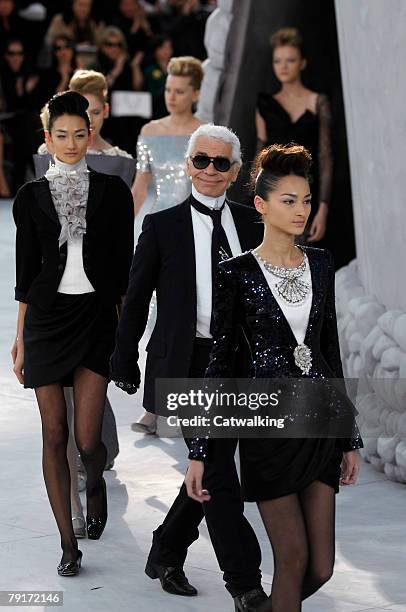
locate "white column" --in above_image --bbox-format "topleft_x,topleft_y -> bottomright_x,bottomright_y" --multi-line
335,0 -> 406,482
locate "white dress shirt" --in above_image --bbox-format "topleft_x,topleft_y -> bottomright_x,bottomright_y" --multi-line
191,185 -> 242,338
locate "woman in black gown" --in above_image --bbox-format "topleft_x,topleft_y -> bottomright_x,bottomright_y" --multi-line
256,27 -> 332,244
186,144 -> 362,611
12,91 -> 134,576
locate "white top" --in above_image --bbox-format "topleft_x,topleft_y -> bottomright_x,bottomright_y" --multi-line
254,253 -> 313,345
45,156 -> 95,295
191,185 -> 242,338
58,238 -> 95,294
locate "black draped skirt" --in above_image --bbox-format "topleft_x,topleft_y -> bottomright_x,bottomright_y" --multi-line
23,293 -> 118,389
239,437 -> 343,501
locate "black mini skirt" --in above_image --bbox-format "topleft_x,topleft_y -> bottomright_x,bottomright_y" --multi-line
23,292 -> 118,389
239,437 -> 343,502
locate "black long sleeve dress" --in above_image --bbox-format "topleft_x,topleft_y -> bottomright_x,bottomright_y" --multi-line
189,247 -> 363,502
257,93 -> 333,224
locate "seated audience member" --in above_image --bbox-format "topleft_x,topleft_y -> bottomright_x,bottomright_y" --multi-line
0,38 -> 41,192
92,26 -> 143,92
45,0 -> 105,48
161,0 -> 210,60
37,36 -> 80,107
112,0 -> 152,57
0,0 -> 29,56
143,34 -> 173,118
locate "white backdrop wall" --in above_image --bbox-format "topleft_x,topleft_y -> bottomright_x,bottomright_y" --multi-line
335,0 -> 406,483
335,0 -> 406,311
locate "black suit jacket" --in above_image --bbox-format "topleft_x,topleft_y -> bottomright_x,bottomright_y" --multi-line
13,169 -> 134,310
110,196 -> 263,412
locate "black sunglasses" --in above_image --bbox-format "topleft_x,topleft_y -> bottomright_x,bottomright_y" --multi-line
53,43 -> 73,51
7,50 -> 24,56
103,41 -> 123,48
191,154 -> 234,173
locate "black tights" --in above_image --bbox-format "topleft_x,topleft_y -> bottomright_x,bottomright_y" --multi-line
258,480 -> 335,612
35,367 -> 107,562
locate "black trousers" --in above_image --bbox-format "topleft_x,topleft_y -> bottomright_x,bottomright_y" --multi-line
147,340 -> 262,597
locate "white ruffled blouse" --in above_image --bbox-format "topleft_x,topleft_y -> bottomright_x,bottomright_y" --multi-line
45,156 -> 95,294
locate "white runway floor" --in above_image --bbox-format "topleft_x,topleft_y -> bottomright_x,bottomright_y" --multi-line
1,200 -> 405,612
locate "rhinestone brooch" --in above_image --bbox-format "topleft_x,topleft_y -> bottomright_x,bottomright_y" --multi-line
293,343 -> 312,375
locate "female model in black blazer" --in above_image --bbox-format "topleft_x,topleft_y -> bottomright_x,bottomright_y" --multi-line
12,91 -> 134,576
186,144 -> 363,611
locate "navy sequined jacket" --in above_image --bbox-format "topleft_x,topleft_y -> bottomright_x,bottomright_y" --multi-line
188,247 -> 363,461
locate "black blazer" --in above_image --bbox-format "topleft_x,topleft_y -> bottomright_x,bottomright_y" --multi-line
13,169 -> 134,310
110,196 -> 263,412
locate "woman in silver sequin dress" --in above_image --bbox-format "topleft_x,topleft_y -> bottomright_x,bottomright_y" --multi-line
132,56 -> 204,434
132,56 -> 204,217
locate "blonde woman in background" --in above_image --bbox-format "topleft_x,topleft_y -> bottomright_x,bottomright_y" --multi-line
131,55 -> 204,434
69,69 -> 134,157
132,55 -> 204,217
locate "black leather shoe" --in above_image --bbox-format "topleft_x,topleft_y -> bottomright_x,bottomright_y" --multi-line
86,478 -> 107,540
234,587 -> 269,611
145,560 -> 198,596
57,550 -> 83,577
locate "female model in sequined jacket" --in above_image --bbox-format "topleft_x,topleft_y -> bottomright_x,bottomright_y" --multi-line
186,143 -> 363,612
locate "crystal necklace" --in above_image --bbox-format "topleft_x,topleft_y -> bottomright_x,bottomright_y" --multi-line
253,248 -> 313,375
253,248 -> 310,305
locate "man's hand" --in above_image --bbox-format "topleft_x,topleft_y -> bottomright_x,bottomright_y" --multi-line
109,355 -> 140,393
114,380 -> 139,394
185,460 -> 211,503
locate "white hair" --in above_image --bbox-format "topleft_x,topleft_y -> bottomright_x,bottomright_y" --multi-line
185,124 -> 242,165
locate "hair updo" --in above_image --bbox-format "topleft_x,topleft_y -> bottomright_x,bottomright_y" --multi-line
251,143 -> 312,200
270,27 -> 306,58
167,56 -> 204,90
40,90 -> 91,133
69,69 -> 108,104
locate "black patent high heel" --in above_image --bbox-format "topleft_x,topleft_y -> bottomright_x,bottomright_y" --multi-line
86,477 -> 107,540
57,550 -> 83,576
